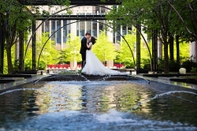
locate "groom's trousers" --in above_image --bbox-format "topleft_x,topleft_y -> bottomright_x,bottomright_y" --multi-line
81,53 -> 86,69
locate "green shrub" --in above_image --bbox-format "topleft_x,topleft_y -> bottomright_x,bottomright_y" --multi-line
169,60 -> 180,72
158,59 -> 180,72
38,60 -> 47,70
124,60 -> 135,68
25,60 -> 32,70
191,67 -> 197,73
181,60 -> 197,72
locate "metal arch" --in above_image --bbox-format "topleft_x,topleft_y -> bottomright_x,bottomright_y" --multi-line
37,20 -> 136,68
24,5 -> 112,58
37,20 -> 79,68
133,25 -> 152,71
24,5 -> 78,58
95,21 -> 136,66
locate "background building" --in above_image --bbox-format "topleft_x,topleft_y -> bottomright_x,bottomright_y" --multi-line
36,5 -> 130,50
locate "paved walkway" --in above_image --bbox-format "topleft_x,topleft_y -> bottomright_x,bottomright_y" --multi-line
0,74 -> 47,91
141,76 -> 197,90
1,74 -> 197,92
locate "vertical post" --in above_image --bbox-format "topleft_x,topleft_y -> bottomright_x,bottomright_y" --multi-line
158,39 -> 162,59
32,20 -> 36,70
169,35 -> 174,60
0,24 -> 5,74
176,35 -> 180,63
55,20 -> 57,45
61,20 -> 64,50
113,20 -> 116,43
19,31 -> 24,71
136,23 -> 141,70
152,30 -> 158,71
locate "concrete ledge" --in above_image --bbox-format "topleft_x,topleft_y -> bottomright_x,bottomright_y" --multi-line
41,74 -> 137,81
170,78 -> 197,85
143,73 -> 197,77
0,74 -> 33,78
0,79 -> 15,83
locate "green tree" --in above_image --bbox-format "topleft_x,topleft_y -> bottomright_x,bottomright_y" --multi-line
0,1 -> 34,73
118,32 -> 135,68
117,30 -> 150,69
92,31 -> 117,63
37,32 -> 59,69
58,50 -> 69,64
107,0 -> 196,73
0,0 -> 71,74
65,34 -> 81,62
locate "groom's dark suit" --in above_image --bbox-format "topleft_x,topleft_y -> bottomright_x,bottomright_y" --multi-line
80,37 -> 88,68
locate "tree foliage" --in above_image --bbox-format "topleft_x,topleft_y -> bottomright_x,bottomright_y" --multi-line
37,32 -> 59,69
107,0 -> 197,73
0,0 -> 71,73
64,34 -> 81,62
0,0 -> 34,73
92,31 -> 117,62
116,30 -> 150,68
117,32 -> 135,67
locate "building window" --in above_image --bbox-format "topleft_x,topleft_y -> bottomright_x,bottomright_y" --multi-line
116,25 -> 121,42
67,20 -> 71,34
57,20 -> 61,44
99,20 -> 104,32
63,20 -> 67,43
42,20 -> 45,33
51,20 -> 55,41
92,21 -> 97,37
122,26 -> 126,36
45,20 -> 49,33
80,21 -> 85,38
86,21 -> 91,34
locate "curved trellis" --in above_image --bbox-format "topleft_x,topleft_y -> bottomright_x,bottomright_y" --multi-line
24,5 -> 113,58
37,20 -> 136,68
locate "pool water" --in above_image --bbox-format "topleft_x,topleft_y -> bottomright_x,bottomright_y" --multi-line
0,80 -> 197,131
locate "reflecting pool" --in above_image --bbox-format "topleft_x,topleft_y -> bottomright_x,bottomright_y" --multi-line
0,80 -> 197,131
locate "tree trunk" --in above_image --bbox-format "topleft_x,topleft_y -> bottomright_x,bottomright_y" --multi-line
136,23 -> 141,70
169,35 -> 174,60
176,35 -> 180,63
152,29 -> 158,71
6,46 -> 13,74
0,24 -> 4,74
164,42 -> 169,73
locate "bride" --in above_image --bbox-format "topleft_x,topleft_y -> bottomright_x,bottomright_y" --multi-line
82,37 -> 126,76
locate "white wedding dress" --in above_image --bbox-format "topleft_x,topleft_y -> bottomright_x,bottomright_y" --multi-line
82,43 -> 126,76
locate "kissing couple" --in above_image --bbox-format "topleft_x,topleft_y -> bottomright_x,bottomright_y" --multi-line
80,33 -> 126,76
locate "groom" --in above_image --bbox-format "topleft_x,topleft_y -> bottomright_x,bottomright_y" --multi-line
80,32 -> 91,69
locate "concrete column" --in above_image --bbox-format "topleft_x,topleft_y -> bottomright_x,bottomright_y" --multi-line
157,39 -> 162,59
15,42 -> 19,60
61,20 -> 64,50
85,21 -> 87,33
107,60 -> 114,68
190,41 -> 197,62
